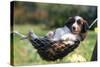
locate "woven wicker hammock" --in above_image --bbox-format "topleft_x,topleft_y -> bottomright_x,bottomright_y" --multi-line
29,37 -> 80,61
13,31 -> 80,61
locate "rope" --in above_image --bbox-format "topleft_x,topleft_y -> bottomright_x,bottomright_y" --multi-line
89,18 -> 97,29
13,31 -> 52,46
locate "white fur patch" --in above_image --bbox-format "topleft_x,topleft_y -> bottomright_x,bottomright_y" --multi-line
75,16 -> 82,21
61,33 -> 77,41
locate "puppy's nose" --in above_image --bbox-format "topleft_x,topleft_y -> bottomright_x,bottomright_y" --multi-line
72,26 -> 76,30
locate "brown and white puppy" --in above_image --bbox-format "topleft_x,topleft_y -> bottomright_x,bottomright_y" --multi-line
46,16 -> 89,45
27,16 -> 89,46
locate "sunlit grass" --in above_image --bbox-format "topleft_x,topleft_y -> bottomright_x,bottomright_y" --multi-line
12,24 -> 97,65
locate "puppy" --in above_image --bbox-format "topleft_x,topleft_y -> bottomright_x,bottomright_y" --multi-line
46,16 -> 89,45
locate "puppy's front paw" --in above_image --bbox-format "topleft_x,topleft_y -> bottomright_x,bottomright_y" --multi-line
61,34 -> 69,40
63,41 -> 75,45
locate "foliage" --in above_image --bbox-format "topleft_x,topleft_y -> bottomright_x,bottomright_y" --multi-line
12,1 -> 97,29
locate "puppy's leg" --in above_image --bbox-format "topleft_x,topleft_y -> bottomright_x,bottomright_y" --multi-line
63,40 -> 75,45
46,31 -> 54,39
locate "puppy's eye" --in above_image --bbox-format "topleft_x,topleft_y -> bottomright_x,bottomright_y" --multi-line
77,20 -> 81,24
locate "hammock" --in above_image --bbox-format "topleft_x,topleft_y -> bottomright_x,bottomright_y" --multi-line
14,31 -> 80,61
30,37 -> 80,61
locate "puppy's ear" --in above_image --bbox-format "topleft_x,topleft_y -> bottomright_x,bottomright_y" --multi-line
65,17 -> 74,27
81,20 -> 89,33
80,20 -> 89,41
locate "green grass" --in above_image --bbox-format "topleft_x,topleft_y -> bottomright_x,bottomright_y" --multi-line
12,24 -> 97,65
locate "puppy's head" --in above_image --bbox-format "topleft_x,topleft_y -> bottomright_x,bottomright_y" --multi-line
65,16 -> 89,34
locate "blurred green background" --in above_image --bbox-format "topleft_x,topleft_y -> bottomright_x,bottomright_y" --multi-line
11,1 -> 97,65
